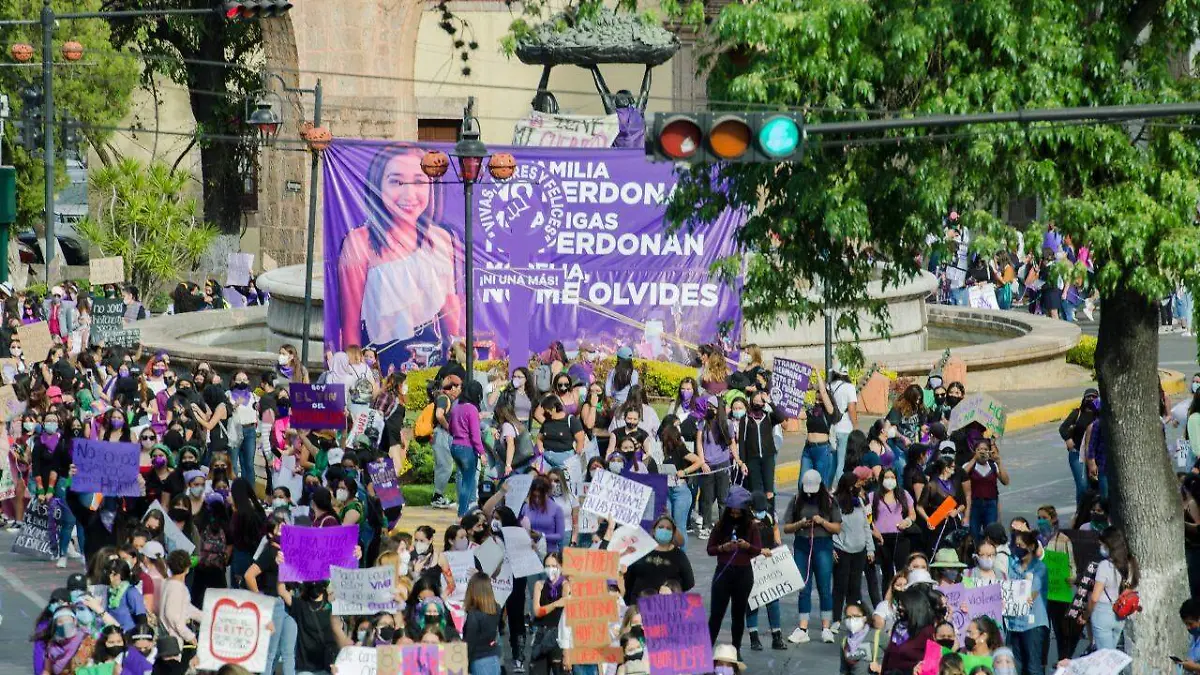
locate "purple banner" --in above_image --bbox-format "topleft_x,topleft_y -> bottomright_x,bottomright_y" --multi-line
289,383 -> 346,430
322,141 -> 744,373
70,439 -> 141,496
279,524 -> 359,582
619,469 -> 668,531
367,458 -> 404,510
640,592 -> 713,675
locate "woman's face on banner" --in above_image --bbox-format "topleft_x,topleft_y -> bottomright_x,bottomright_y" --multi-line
381,153 -> 430,227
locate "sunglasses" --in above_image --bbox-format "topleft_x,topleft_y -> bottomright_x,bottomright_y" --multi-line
140,436 -> 156,441
443,384 -> 459,391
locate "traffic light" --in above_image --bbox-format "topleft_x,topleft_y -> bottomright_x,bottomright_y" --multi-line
221,0 -> 293,20
14,118 -> 44,154
60,117 -> 81,154
645,111 -> 805,163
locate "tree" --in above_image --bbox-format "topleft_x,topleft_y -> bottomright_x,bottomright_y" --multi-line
77,158 -> 219,299
0,0 -> 139,231
668,1 -> 1200,669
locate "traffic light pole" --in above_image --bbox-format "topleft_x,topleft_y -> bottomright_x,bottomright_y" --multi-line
300,79 -> 322,366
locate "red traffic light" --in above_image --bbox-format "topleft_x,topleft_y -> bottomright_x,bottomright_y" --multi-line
658,116 -> 703,160
222,0 -> 290,20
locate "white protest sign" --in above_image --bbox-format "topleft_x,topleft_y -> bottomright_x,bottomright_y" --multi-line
610,524 -> 657,567
348,409 -> 385,447
446,550 -> 476,605
89,256 -> 125,286
330,565 -> 400,616
227,252 -> 254,287
749,546 -> 805,610
145,500 -> 195,554
492,558 -> 514,605
512,111 -> 621,148
334,646 -> 377,675
504,474 -> 534,515
474,538 -> 506,577
272,454 -> 303,502
197,589 -> 273,672
1051,649 -> 1132,675
1001,579 -> 1033,618
502,526 -> 545,578
0,430 -> 14,501
581,469 -> 653,528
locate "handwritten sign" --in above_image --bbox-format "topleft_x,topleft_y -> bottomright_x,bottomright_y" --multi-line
611,524 -> 657,567
749,546 -> 805,610
102,328 -> 141,348
279,524 -> 358,582
89,297 -> 125,347
333,646 -> 376,675
376,643 -> 468,675
17,322 -> 51,362
1001,579 -> 1033,618
10,497 -> 59,560
197,589 -> 273,672
349,409 -> 385,447
330,565 -> 401,615
145,500 -> 195,554
501,526 -> 545,578
289,383 -> 346,430
948,392 -> 1007,438
512,111 -> 621,148
564,547 -> 619,580
88,256 -> 124,286
1052,649 -> 1132,675
490,557 -> 514,605
582,469 -> 653,528
227,252 -> 255,286
940,581 -> 1003,636
1043,550 -> 1074,603
446,550 -> 475,605
503,473 -> 534,514
619,469 -> 668,530
368,458 -> 404,510
770,357 -> 813,418
0,384 -> 21,422
564,576 -> 619,664
70,439 -> 140,496
641,593 -> 713,675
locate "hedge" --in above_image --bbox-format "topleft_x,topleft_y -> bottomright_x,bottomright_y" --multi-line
1067,335 -> 1097,371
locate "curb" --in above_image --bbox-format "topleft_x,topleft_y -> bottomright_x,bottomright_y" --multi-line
775,369 -> 1187,487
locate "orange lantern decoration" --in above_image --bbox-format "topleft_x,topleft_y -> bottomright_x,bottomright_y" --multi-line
10,43 -> 33,62
488,152 -> 516,181
302,124 -> 333,152
420,150 -> 450,179
61,41 -> 84,62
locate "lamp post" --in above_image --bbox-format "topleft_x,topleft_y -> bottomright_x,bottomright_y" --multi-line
246,74 -> 326,367
420,96 -> 515,378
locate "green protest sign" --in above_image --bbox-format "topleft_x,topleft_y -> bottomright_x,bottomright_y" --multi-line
1043,549 -> 1074,603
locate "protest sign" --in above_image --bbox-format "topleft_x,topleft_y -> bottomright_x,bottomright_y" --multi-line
376,643 -> 469,675
102,328 -> 141,348
227,252 -> 254,286
918,640 -> 944,675
926,496 -> 959,529
368,457 -> 404,509
0,384 -> 20,422
1043,550 -> 1074,603
145,500 -> 195,554
502,526 -> 545,578
330,565 -> 401,615
1051,648 -> 1132,675
564,547 -> 619,580
619,469 -> 668,529
582,469 -> 653,528
948,392 -> 1007,438
272,454 -> 304,503
749,546 -> 805,610
610,524 -> 657,567
89,297 -> 125,346
0,438 -> 13,501
1001,579 -> 1033,618
89,256 -> 125,285
70,439 -> 140,496
940,581 -> 1003,635
446,550 -> 475,605
333,646 -> 376,675
490,557 -> 514,605
11,497 -> 59,560
76,663 -> 115,675
641,592 -> 713,675
512,111 -> 621,148
565,577 -> 618,653
858,371 -> 891,415
279,524 -> 359,582
289,383 -> 346,429
349,409 -> 385,446
0,357 -> 17,384
503,473 -> 534,515
968,283 -> 1000,310
17,322 -> 52,362
474,538 -> 506,577
197,589 -> 273,672
770,358 -> 813,417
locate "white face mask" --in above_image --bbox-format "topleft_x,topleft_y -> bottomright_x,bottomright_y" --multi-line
584,351 -> 597,362
335,488 -> 349,502
512,377 -> 525,388
882,477 -> 898,491
278,353 -> 290,366
453,538 -> 469,551
845,617 -> 866,634
886,426 -> 897,439
399,551 -> 411,565
546,567 -> 562,582
414,540 -> 430,555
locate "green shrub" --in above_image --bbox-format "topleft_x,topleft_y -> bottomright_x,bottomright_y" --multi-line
405,359 -> 507,411
402,484 -> 436,506
402,441 -> 436,484
1067,335 -> 1097,371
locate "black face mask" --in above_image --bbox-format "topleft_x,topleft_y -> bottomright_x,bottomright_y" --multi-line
946,395 -> 963,407
556,383 -> 570,393
936,638 -> 956,649
377,626 -> 396,644
963,636 -> 977,652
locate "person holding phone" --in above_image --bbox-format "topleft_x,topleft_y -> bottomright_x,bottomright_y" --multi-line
962,434 -> 1011,542
785,469 -> 843,645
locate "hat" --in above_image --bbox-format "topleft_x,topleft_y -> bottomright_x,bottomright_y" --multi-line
938,440 -> 957,456
725,485 -> 752,510
52,605 -> 77,623
711,644 -> 746,673
829,358 -> 846,376
140,541 -> 165,560
616,346 -> 634,360
906,568 -> 935,586
801,469 -> 822,494
156,636 -> 182,659
930,548 -> 967,569
927,375 -> 944,389
66,573 -> 87,592
750,491 -> 770,514
1083,388 -> 1099,399
183,469 -> 207,485
47,386 -> 63,402
852,466 -> 874,482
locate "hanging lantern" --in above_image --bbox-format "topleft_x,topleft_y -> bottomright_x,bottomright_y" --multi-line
9,43 -> 33,62
420,150 -> 450,179
302,124 -> 333,152
61,41 -> 84,62
487,152 -> 516,181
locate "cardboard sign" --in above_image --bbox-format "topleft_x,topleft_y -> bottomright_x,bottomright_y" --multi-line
227,252 -> 255,286
70,439 -> 140,496
89,256 -> 125,285
940,581 -> 1003,636
858,372 -> 891,415
0,357 -> 17,384
17,322 -> 52,362
619,469 -> 668,530
926,496 -> 958,529
289,383 -> 346,430
503,474 -> 534,515
566,647 -> 624,666
474,538 -> 506,577
10,497 -> 59,560
501,526 -> 545,578
445,550 -> 475,605
145,500 -> 195,554
376,643 -> 468,675
610,524 -> 657,567
102,329 -> 141,348
197,589 -> 273,672
490,557 -> 514,605
333,646 -> 377,675
749,546 -> 805,610
949,392 -> 1005,437
769,357 -> 813,418
368,457 -> 404,509
279,524 -> 359,582
0,384 -> 20,422
1043,549 -> 1074,603
330,565 -> 401,615
349,409 -> 385,446
89,297 -> 125,347
641,593 -> 713,675
271,454 -> 304,504
565,577 -> 619,655
582,469 -> 653,528
563,547 -> 619,580
512,111 -> 621,148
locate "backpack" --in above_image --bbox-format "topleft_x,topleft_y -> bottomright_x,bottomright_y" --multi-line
197,527 -> 226,569
349,372 -> 373,406
1113,588 -> 1141,619
413,403 -> 436,443
533,364 -> 553,395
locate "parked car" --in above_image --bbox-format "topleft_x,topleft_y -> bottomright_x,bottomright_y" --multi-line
18,158 -> 89,265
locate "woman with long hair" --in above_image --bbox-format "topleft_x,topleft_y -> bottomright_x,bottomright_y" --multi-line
695,396 -> 740,538
506,366 -> 539,426
784,469 -> 843,644
521,475 -> 565,554
706,486 -> 762,653
658,416 -> 704,549
699,350 -> 730,396
276,344 -> 309,384
373,370 -> 409,452
530,552 -> 569,674
746,491 -> 786,651
915,458 -> 967,556
580,381 -> 612,458
799,370 -> 839,488
449,381 -> 485,516
1089,526 -> 1139,651
886,385 -> 926,447
229,477 -> 266,589
463,572 -> 502,675
870,467 -> 916,589
625,514 -> 693,600
534,371 -> 582,424
832,473 -> 874,628
69,296 -> 90,356
606,346 -> 639,404
880,587 -> 938,673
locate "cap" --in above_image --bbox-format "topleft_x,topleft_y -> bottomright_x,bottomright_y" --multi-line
47,386 -> 63,401
938,440 -> 957,456
906,568 -> 935,586
156,636 -> 182,658
615,346 -> 634,360
712,644 -> 746,672
852,466 -> 874,482
930,548 -> 967,568
1083,388 -> 1100,398
750,491 -> 770,514
140,541 -> 165,560
725,485 -> 752,509
801,469 -> 822,494
66,573 -> 87,592
183,469 -> 207,485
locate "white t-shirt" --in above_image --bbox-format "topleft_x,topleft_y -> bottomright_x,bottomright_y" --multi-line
830,380 -> 857,434
1095,559 -> 1123,603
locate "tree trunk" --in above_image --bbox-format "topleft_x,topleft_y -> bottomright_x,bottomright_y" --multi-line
1095,284 -> 1188,674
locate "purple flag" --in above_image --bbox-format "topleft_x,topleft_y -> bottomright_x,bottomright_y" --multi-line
279,524 -> 359,582
70,439 -> 141,496
640,592 -> 713,675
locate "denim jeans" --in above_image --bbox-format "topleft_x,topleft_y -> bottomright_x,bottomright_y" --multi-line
1009,625 -> 1050,675
801,441 -> 835,489
950,287 -> 969,306
969,497 -> 998,542
833,430 -> 852,480
470,655 -> 502,675
794,535 -> 834,622
668,483 -> 692,551
236,426 -> 257,484
1067,451 -> 1088,505
53,486 -> 83,558
747,599 -> 781,631
1097,471 -> 1110,502
890,444 -> 907,489
263,596 -> 298,675
433,427 -> 454,496
543,449 -> 574,470
450,444 -> 479,517
231,549 -> 254,589
1090,602 -> 1125,650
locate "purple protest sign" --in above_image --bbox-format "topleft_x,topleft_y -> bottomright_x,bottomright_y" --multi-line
289,383 -> 346,430
70,439 -> 140,496
640,592 -> 713,675
941,581 -> 1003,638
279,524 -> 359,582
321,141 -> 745,374
770,357 -> 813,418
367,458 -> 404,510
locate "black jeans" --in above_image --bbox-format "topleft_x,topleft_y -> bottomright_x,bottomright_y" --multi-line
878,532 -> 911,590
708,564 -> 753,650
832,548 -> 866,622
1046,600 -> 1081,662
746,453 -> 776,496
699,461 -> 731,529
505,577 -> 527,659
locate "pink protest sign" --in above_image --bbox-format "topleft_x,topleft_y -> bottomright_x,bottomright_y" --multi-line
279,524 -> 358,582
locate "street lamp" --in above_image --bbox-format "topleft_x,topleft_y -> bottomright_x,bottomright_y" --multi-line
419,96 -> 515,377
245,73 -> 326,366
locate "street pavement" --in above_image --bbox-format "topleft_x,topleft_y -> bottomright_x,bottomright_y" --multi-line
0,316 -> 1192,673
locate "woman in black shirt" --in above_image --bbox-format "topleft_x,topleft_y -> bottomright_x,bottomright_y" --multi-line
463,572 -> 502,673
531,552 -> 568,674
658,416 -> 703,550
624,514 -> 694,602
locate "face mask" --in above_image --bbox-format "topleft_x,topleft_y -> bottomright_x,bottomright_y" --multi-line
189,486 -> 205,498
731,409 -> 746,420
366,357 -> 377,367
584,351 -> 596,362
1192,381 -> 1199,394
976,556 -> 995,571
963,636 -> 978,652
22,422 -> 35,432
754,510 -> 767,520
43,422 -> 58,434
552,484 -> 564,497
934,395 -> 946,405
546,566 -> 562,581
936,638 -> 956,649
882,477 -> 898,491
336,489 -> 350,502
415,540 -> 430,555
453,539 -> 469,551
1091,515 -> 1109,531
1012,545 -> 1029,561
1037,518 -> 1053,535
886,427 -> 897,439
377,626 -> 396,644
654,527 -> 674,545
1099,544 -> 1110,559
845,617 -> 866,634
55,622 -> 77,640
625,650 -> 644,663
609,462 -> 624,473
233,382 -> 249,390
556,383 -> 570,393
512,377 -> 525,388
626,420 -> 639,429
803,483 -> 818,495
268,498 -> 287,510
278,354 -> 290,366
11,348 -> 20,357
356,629 -> 368,643
942,569 -> 961,582
119,368 -> 130,378
1190,627 -> 1200,638
152,455 -> 167,469
947,395 -> 963,407
111,417 -> 124,429
995,666 -> 1017,675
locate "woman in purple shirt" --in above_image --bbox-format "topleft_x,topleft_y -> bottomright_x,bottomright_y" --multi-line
520,476 -> 565,553
449,381 -> 485,517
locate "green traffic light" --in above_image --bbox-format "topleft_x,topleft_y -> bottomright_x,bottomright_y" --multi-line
758,116 -> 801,158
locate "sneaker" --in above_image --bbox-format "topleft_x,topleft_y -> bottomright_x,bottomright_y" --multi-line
771,631 -> 787,650
821,628 -> 835,643
512,659 -> 525,673
787,627 -> 810,644
6,521 -> 19,532
430,494 -> 453,510
829,621 -> 841,633
67,540 -> 82,560
55,557 -> 67,569
749,630 -> 763,651
698,527 -> 712,540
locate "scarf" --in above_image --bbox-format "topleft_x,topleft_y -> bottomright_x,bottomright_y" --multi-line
546,574 -> 566,600
39,432 -> 61,452
47,632 -> 85,674
279,365 -> 294,379
845,624 -> 870,656
108,581 -> 131,610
